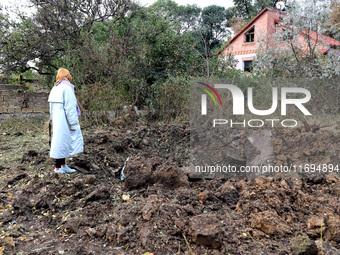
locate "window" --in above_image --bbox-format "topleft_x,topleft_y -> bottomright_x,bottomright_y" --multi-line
245,26 -> 255,43
244,60 -> 252,72
282,29 -> 293,41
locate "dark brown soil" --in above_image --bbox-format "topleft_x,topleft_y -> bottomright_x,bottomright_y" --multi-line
0,124 -> 339,255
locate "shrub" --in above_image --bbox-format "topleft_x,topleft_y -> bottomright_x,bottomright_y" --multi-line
149,75 -> 191,123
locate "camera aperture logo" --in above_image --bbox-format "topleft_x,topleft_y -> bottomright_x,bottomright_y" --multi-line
198,82 -> 312,128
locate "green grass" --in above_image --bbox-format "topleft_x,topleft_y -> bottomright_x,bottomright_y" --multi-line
0,118 -> 50,165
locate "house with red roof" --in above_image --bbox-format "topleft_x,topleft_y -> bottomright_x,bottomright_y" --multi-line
217,7 -> 340,72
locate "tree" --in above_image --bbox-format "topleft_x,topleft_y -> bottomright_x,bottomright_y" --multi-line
229,16 -> 248,34
191,5 -> 230,76
129,0 -> 201,82
232,0 -> 285,21
175,4 -> 201,32
325,0 -> 340,40
254,0 -> 283,13
232,0 -> 254,20
0,0 -> 134,75
0,5 -> 5,34
0,5 -> 8,74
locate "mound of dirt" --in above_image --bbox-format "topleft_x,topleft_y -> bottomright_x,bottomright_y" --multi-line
123,157 -> 189,190
0,124 -> 339,254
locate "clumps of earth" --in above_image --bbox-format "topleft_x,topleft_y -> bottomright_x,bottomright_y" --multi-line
0,124 -> 339,254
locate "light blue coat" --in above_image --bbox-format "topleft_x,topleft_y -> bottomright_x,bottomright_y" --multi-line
48,81 -> 84,159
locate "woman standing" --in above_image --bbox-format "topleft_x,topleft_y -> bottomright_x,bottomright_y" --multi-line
48,68 -> 83,173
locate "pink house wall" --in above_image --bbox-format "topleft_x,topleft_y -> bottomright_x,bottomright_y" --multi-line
219,7 -> 340,71
220,8 -> 282,71
222,10 -> 281,56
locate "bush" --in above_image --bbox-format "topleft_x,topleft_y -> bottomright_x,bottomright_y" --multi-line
149,75 -> 191,123
77,81 -> 132,124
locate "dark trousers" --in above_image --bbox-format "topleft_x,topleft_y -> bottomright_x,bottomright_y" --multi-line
55,158 -> 65,168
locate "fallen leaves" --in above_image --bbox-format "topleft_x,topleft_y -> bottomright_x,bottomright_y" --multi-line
59,234 -> 68,240
197,191 -> 208,202
122,194 -> 130,201
1,236 -> 15,247
0,246 -> 5,255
